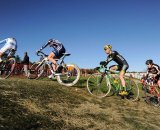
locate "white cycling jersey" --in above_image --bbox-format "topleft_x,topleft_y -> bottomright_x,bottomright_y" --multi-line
0,38 -> 17,53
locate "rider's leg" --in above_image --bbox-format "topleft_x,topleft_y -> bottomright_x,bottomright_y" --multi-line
48,52 -> 56,71
109,65 -> 118,72
119,65 -> 129,95
119,70 -> 129,96
157,79 -> 160,89
119,70 -> 126,87
109,65 -> 118,79
120,64 -> 129,88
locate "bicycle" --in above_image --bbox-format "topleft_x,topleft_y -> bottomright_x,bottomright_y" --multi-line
28,51 -> 80,87
141,76 -> 160,107
0,51 -> 16,79
87,65 -> 139,101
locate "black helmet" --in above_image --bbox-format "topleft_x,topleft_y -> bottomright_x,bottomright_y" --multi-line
48,39 -> 53,43
145,59 -> 153,65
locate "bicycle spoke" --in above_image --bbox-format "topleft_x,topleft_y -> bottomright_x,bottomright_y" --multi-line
87,73 -> 111,98
56,64 -> 80,86
125,79 -> 139,101
28,62 -> 44,79
0,58 -> 16,79
142,83 -> 160,107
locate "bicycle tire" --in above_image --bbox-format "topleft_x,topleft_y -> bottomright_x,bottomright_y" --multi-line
0,58 -> 16,79
87,73 -> 111,98
125,78 -> 139,101
143,84 -> 160,107
28,62 -> 44,79
56,63 -> 80,87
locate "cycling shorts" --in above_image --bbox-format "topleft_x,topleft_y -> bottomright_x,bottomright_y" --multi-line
109,64 -> 129,72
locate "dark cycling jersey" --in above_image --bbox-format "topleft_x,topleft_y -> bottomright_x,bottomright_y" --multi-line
106,51 -> 128,66
40,39 -> 66,58
41,39 -> 63,52
147,64 -> 160,75
146,64 -> 160,81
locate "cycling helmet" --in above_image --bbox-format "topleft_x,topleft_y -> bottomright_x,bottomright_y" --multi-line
145,59 -> 153,65
7,37 -> 16,43
104,45 -> 112,50
48,39 -> 53,43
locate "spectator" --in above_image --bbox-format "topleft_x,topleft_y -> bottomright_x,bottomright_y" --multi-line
22,52 -> 29,76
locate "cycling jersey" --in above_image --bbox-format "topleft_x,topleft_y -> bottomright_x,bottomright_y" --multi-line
40,39 -> 66,58
106,51 -> 127,65
147,64 -> 160,75
146,64 -> 160,82
105,51 -> 129,71
0,38 -> 17,53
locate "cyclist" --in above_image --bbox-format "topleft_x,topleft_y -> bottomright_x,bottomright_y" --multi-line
0,38 -> 17,62
145,59 -> 160,88
37,39 -> 66,78
100,44 -> 129,96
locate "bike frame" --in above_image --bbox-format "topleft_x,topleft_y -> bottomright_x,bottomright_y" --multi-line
142,78 -> 160,97
35,51 -> 70,75
98,66 -> 123,92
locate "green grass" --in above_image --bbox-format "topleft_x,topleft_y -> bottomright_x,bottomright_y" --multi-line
0,77 -> 160,130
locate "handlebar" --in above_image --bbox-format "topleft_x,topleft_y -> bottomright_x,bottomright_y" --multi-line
95,65 -> 119,75
36,51 -> 48,57
94,65 -> 107,70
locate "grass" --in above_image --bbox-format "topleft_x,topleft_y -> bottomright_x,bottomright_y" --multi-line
0,77 -> 160,130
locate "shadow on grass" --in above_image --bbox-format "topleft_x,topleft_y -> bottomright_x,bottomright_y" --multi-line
0,95 -> 66,130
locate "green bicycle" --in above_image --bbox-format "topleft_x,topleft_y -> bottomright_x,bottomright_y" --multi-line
87,65 -> 139,101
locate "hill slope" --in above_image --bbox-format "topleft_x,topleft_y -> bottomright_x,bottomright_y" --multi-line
0,78 -> 160,130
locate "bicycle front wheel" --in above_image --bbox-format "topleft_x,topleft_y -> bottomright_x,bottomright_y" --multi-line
56,64 -> 80,87
28,62 -> 44,79
87,73 -> 111,98
125,78 -> 139,101
0,58 -> 16,79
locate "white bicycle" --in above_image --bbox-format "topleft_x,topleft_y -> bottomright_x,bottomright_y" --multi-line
28,51 -> 80,87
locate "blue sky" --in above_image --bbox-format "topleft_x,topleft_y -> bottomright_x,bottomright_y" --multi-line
0,0 -> 160,71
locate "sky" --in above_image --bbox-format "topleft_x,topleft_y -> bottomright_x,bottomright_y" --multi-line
0,0 -> 160,71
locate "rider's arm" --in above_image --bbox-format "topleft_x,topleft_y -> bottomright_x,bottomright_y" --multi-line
105,57 -> 113,65
105,51 -> 117,64
103,51 -> 117,66
100,51 -> 116,66
0,39 -> 7,44
100,56 -> 113,66
39,42 -> 49,51
152,64 -> 160,76
156,65 -> 160,75
145,71 -> 149,78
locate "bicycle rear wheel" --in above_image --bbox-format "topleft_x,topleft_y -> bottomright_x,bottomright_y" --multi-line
125,78 -> 139,101
28,62 -> 44,79
143,85 -> 160,107
56,64 -> 80,86
0,58 -> 16,79
87,73 -> 111,98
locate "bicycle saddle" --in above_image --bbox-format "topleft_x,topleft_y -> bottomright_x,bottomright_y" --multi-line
63,53 -> 71,56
